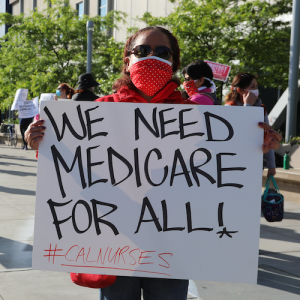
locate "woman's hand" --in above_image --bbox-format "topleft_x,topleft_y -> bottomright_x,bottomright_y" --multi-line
258,122 -> 282,153
24,119 -> 46,150
242,90 -> 257,106
267,168 -> 276,177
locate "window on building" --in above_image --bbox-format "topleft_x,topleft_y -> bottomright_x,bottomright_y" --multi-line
77,2 -> 84,17
48,0 -> 52,8
99,0 -> 107,17
20,0 -> 24,13
0,0 -> 5,38
33,0 -> 37,9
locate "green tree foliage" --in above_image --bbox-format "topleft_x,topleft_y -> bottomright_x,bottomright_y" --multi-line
140,0 -> 292,89
0,0 -> 125,109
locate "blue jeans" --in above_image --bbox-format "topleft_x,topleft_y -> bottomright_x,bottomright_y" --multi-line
99,276 -> 189,300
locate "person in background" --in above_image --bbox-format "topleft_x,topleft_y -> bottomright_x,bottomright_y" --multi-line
25,26 -> 282,300
20,113 -> 33,150
55,83 -> 74,100
72,73 -> 100,101
182,59 -> 219,105
225,72 -> 276,177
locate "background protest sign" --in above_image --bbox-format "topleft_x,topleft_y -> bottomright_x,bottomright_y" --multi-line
33,96 -> 39,109
11,89 -> 28,111
204,60 -> 231,82
40,93 -> 56,102
18,100 -> 39,119
33,102 -> 264,284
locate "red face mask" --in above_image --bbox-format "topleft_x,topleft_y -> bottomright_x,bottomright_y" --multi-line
130,57 -> 173,96
183,80 -> 198,97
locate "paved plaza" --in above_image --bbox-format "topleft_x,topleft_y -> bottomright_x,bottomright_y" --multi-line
0,145 -> 299,300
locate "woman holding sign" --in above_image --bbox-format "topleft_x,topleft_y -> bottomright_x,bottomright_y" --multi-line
25,27 -> 282,300
225,72 -> 276,177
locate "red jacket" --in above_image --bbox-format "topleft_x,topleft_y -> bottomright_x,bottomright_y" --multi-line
95,82 -> 195,105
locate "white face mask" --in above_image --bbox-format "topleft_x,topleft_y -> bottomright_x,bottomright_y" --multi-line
245,89 -> 259,97
130,56 -> 172,66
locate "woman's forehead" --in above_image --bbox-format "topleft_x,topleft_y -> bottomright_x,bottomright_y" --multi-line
249,78 -> 257,86
133,30 -> 171,48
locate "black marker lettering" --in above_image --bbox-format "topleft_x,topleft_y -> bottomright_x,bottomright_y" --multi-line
170,149 -> 193,187
186,202 -> 213,233
179,108 -> 204,139
90,199 -> 119,235
144,148 -> 168,186
190,148 -> 216,186
216,153 -> 246,188
204,111 -> 234,141
72,200 -> 92,234
44,105 -> 87,141
135,197 -> 162,233
47,199 -> 72,239
162,200 -> 185,231
85,106 -> 108,140
51,145 -> 87,198
135,107 -> 159,140
107,147 -> 133,186
87,146 -> 108,187
134,148 -> 142,187
159,108 -> 180,138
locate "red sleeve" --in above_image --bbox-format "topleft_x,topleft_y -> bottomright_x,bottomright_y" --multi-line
95,94 -> 118,102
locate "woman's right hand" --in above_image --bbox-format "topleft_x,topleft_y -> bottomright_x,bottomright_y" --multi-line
24,120 -> 46,150
242,90 -> 257,106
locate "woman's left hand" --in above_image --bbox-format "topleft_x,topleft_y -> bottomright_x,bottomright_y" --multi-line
258,122 -> 282,153
267,168 -> 276,177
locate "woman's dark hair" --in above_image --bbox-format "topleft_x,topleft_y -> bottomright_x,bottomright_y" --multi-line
225,72 -> 257,103
182,59 -> 213,88
112,26 -> 181,92
59,83 -> 75,99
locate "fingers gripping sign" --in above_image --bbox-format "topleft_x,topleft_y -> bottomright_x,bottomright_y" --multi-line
258,122 -> 282,153
25,119 -> 46,150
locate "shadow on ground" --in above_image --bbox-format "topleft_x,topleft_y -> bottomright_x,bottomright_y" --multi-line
0,169 -> 37,177
260,224 -> 300,243
0,154 -> 37,163
0,186 -> 36,196
0,237 -> 32,269
258,264 -> 300,296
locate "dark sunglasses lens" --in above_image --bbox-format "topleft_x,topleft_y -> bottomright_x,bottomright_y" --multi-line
134,45 -> 151,58
155,46 -> 172,59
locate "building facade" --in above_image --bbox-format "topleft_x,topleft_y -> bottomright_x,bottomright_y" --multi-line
7,0 -> 176,41
0,0 -> 12,38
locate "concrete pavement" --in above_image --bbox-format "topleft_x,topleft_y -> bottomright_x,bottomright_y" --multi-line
0,145 -> 299,300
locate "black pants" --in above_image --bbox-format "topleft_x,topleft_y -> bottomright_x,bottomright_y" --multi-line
20,118 -> 33,147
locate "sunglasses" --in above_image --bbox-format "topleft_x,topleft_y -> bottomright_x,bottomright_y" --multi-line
130,45 -> 173,60
183,77 -> 191,82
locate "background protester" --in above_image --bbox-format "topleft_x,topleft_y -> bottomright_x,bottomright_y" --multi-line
72,73 -> 100,101
20,114 -> 33,150
182,59 -> 218,105
25,26 -> 282,300
55,83 -> 74,100
225,72 -> 276,177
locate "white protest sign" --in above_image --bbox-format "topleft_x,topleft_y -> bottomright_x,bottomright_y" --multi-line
33,96 -> 39,109
40,93 -> 56,102
18,100 -> 39,119
33,102 -> 264,284
11,89 -> 28,111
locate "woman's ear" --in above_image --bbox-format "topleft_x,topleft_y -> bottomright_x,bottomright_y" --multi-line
124,57 -> 130,72
237,87 -> 243,94
194,77 -> 205,88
